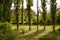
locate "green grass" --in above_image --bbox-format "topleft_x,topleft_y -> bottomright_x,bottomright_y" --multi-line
11,24 -> 60,31
10,25 -> 60,40
11,24 -> 60,35
39,29 -> 60,40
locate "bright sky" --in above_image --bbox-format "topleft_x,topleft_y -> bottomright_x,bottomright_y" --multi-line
11,0 -> 60,13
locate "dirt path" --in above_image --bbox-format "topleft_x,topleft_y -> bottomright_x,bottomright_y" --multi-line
34,30 -> 52,40
20,30 -> 44,37
19,30 -> 52,40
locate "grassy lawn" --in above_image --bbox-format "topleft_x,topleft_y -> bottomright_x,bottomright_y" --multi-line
39,30 -> 60,40
10,25 -> 60,40
11,24 -> 60,31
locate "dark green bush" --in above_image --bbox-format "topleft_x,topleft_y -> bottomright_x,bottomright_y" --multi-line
40,38 -> 50,40
0,22 -> 19,40
39,37 -> 50,40
21,28 -> 25,34
0,22 -> 11,30
54,29 -> 60,35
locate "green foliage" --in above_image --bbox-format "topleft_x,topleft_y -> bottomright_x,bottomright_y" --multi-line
54,29 -> 60,35
32,16 -> 37,25
21,28 -> 25,34
11,11 -> 60,25
40,37 -> 50,40
11,17 -> 16,23
20,38 -> 32,40
0,22 -> 11,30
0,30 -> 16,40
56,10 -> 60,25
39,30 -> 60,40
0,0 -> 12,22
0,22 -> 11,40
26,0 -> 33,6
0,22 -> 20,40
26,38 -> 32,40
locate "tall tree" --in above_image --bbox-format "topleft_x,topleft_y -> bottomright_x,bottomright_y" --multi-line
14,0 -> 20,29
41,0 -> 47,30
27,0 -> 31,31
50,0 -> 56,32
0,2 -> 3,22
27,0 -> 33,31
21,0 -> 24,25
37,0 -> 39,32
0,0 -> 12,22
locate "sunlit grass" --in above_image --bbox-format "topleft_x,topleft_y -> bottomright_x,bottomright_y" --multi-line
11,24 -> 60,31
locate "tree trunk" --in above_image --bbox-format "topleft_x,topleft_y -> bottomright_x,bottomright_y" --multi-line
41,0 -> 47,30
15,0 -> 19,29
27,0 -> 31,31
21,0 -> 24,25
50,0 -> 56,32
37,0 -> 39,32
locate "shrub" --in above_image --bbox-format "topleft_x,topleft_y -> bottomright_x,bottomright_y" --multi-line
21,28 -> 25,34
54,29 -> 60,35
0,22 -> 11,30
0,22 -> 18,40
39,36 -> 50,40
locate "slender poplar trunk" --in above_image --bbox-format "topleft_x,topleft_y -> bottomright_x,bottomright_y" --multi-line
27,0 -> 31,31
21,0 -> 24,25
50,0 -> 56,32
37,0 -> 39,32
15,0 -> 19,29
41,0 -> 46,30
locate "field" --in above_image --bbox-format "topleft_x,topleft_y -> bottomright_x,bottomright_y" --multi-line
12,24 -> 60,30
11,25 -> 60,40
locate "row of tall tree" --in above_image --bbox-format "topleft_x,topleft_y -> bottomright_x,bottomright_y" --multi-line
14,0 -> 57,32
0,0 -> 59,32
40,0 -> 57,31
